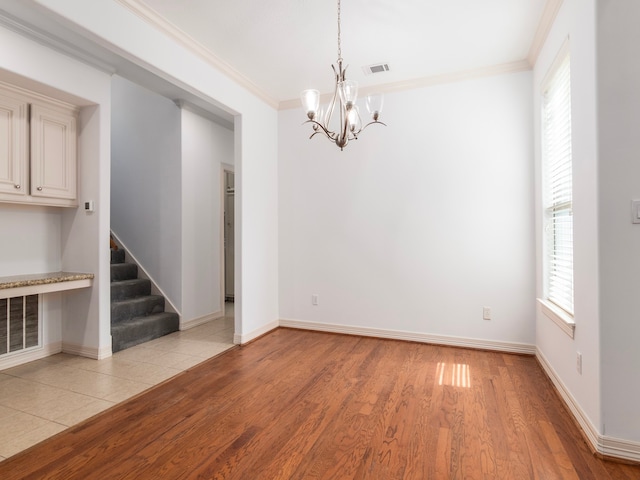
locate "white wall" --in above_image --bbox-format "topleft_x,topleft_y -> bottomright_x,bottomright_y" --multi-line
0,25 -> 112,357
597,0 -> 640,444
533,0 -> 602,438
181,107 -> 234,325
111,75 -> 182,310
279,71 -> 535,348
0,204 -> 62,275
29,0 -> 279,340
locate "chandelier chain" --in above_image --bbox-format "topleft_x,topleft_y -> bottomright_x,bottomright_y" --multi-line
337,0 -> 342,62
300,0 -> 385,150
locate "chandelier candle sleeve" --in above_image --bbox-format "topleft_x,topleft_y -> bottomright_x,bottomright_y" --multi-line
366,94 -> 384,120
339,80 -> 358,108
301,89 -> 320,119
300,0 -> 386,151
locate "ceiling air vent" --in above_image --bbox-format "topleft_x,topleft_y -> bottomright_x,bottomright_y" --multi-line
362,63 -> 390,75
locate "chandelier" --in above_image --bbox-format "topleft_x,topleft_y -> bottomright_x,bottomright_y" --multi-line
300,0 -> 385,151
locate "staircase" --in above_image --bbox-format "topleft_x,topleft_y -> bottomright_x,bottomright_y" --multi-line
110,248 -> 179,353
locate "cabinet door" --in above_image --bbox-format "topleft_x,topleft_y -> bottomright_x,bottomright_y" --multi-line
30,104 -> 77,200
0,93 -> 28,196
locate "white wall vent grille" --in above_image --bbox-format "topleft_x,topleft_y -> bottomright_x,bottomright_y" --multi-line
0,295 -> 40,356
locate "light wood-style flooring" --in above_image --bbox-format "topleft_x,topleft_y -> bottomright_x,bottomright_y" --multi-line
0,328 -> 638,479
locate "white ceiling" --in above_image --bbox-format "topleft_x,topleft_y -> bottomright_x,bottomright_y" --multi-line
135,0 -> 551,106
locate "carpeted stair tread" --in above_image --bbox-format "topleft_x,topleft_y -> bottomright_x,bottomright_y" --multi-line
111,278 -> 152,301
111,312 -> 180,353
111,295 -> 166,324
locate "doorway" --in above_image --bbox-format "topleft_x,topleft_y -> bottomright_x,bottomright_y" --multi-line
223,167 -> 235,310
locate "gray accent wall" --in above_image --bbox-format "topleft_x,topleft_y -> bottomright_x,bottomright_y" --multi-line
111,75 -> 182,311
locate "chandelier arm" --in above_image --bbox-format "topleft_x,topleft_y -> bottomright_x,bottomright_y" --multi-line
304,119 -> 337,140
358,120 -> 388,132
325,93 -> 337,129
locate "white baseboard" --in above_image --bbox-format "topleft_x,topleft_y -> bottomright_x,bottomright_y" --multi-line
0,341 -> 62,371
180,311 -> 223,331
600,436 -> 640,463
536,348 -> 640,463
279,319 -> 536,354
62,342 -> 112,360
234,320 -> 279,345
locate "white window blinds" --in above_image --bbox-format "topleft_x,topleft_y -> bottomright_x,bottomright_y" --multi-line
542,54 -> 573,315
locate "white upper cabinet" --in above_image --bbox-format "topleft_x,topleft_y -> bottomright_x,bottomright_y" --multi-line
30,104 -> 77,201
0,82 -> 78,207
0,92 -> 28,197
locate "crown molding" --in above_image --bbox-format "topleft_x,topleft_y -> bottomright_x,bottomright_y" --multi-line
114,1 -> 547,112
528,0 -> 564,67
114,0 -> 279,109
0,10 -> 116,76
278,59 -> 532,110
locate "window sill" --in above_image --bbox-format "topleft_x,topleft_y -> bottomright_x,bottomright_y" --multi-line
537,298 -> 575,339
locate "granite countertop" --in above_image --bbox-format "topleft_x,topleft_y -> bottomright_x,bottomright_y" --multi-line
0,272 -> 95,290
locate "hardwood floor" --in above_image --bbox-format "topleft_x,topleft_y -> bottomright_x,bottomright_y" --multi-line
0,328 -> 638,479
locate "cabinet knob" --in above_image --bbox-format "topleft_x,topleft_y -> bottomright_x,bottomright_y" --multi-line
37,186 -> 43,191
14,184 -> 20,189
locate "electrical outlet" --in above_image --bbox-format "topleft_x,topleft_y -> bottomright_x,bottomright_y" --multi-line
482,306 -> 491,320
576,352 -> 582,375
312,294 -> 319,306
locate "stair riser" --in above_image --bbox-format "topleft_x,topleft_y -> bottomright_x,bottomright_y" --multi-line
111,313 -> 180,353
111,263 -> 138,282
111,279 -> 152,301
110,249 -> 125,264
111,296 -> 165,324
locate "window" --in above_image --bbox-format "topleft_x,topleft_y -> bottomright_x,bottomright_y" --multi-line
542,53 -> 573,317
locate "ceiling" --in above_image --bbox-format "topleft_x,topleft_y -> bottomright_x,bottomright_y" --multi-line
134,0 -> 553,107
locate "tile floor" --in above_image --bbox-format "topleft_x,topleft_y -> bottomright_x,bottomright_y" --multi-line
0,305 -> 235,461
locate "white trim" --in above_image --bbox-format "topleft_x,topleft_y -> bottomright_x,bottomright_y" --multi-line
115,0 -> 278,109
536,348 -> 640,463
278,60 -> 531,111
234,320 -> 278,345
0,341 -> 62,371
220,164 -> 233,320
0,12 -> 117,77
180,311 -> 223,331
536,348 -> 599,447
110,231 -> 181,319
62,341 -> 111,360
528,0 -> 564,67
538,298 -> 575,338
176,100 -> 234,131
540,38 -> 571,93
279,319 -> 536,355
600,436 -> 640,463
